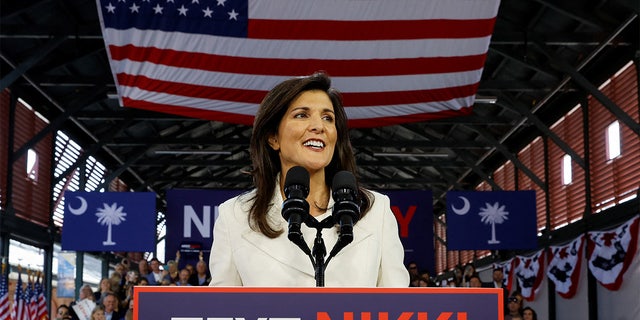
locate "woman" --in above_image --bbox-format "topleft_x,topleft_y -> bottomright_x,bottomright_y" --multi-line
90,305 -> 106,320
208,72 -> 409,287
522,306 -> 538,320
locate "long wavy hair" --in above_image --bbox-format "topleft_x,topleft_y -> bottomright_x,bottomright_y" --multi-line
249,72 -> 372,238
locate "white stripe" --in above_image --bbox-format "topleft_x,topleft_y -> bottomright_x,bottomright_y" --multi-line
115,59 -> 483,92
122,86 -> 260,115
121,88 -> 471,119
104,28 -> 493,59
249,0 -> 500,20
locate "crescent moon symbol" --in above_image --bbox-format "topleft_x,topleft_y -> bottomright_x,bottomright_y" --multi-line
451,196 -> 471,215
68,196 -> 88,215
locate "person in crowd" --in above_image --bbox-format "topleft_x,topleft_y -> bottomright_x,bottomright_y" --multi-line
188,259 -> 211,286
175,268 -> 192,286
120,281 -> 135,311
101,292 -> 125,320
208,72 -> 409,287
137,259 -> 150,278
468,274 -> 483,288
483,266 -> 509,313
145,257 -> 171,285
462,262 -> 476,287
407,261 -> 420,287
137,277 -> 149,286
114,262 -> 126,283
55,304 -> 73,320
419,270 -> 436,287
522,306 -> 538,320
95,278 -> 112,305
69,284 -> 96,320
452,265 -> 464,287
90,305 -> 106,320
166,260 -> 179,284
505,292 -> 524,320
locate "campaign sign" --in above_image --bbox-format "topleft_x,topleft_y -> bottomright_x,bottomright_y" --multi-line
165,189 -> 244,266
134,287 -> 503,320
446,190 -> 537,250
382,190 -> 434,275
62,192 -> 156,251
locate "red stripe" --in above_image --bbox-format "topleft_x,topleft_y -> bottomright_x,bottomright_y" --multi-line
117,73 -> 478,107
109,45 -> 488,77
117,74 -> 267,104
248,18 -> 497,40
122,98 -> 256,126
123,98 -> 472,128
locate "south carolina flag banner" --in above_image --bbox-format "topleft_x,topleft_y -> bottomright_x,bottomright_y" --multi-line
446,190 -> 538,250
97,0 -> 500,128
587,215 -> 639,291
62,192 -> 157,251
547,235 -> 584,299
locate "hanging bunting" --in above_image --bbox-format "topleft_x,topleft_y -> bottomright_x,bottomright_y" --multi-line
587,215 -> 639,290
494,258 -> 515,293
547,235 -> 584,299
513,249 -> 545,301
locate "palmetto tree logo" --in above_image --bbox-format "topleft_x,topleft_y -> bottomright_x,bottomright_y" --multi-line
96,202 -> 127,246
479,202 -> 509,244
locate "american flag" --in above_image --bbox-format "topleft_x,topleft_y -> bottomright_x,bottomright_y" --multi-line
34,278 -> 49,320
27,278 -> 38,320
97,0 -> 500,127
11,271 -> 31,320
0,268 -> 10,320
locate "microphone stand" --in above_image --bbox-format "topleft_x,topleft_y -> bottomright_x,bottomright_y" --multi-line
305,216 -> 335,287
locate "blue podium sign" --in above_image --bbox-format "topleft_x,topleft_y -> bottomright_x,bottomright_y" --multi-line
134,287 -> 504,320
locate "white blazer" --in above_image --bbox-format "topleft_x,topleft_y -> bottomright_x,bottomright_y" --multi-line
209,186 -> 410,287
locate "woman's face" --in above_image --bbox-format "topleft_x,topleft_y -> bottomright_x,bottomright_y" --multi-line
269,90 -> 337,176
523,309 -> 534,320
92,311 -> 106,320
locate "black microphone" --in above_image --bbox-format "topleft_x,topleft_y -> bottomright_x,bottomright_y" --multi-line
282,166 -> 311,255
330,171 -> 360,251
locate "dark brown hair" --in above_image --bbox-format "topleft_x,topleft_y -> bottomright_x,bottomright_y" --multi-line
249,72 -> 372,238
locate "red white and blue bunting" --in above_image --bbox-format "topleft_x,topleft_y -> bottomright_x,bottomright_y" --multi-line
513,249 -> 545,301
494,259 -> 516,292
587,215 -> 639,291
547,235 -> 584,298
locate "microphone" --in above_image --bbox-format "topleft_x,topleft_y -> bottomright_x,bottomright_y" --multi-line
330,171 -> 360,252
282,166 -> 311,255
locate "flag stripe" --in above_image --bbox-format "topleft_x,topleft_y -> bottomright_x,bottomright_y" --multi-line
112,59 -> 484,93
109,44 -> 489,77
123,97 -> 473,127
117,73 -> 479,107
103,28 -> 494,60
249,0 -> 500,20
248,18 -> 497,40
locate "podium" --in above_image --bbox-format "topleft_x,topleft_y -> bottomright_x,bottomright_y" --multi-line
134,286 -> 504,320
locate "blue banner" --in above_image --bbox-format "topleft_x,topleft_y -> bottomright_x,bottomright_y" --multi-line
165,189 -> 244,266
135,287 -> 503,319
61,192 -> 156,251
446,190 -> 537,250
382,190 -> 434,275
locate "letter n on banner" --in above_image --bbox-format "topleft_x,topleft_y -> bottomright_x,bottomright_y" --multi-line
165,189 -> 243,267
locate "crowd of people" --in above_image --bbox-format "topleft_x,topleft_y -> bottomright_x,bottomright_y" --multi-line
54,252 -> 211,320
406,261 -> 539,320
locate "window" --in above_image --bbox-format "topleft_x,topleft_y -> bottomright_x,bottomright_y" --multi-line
27,148 -> 39,182
562,154 -> 572,185
606,121 -> 621,160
